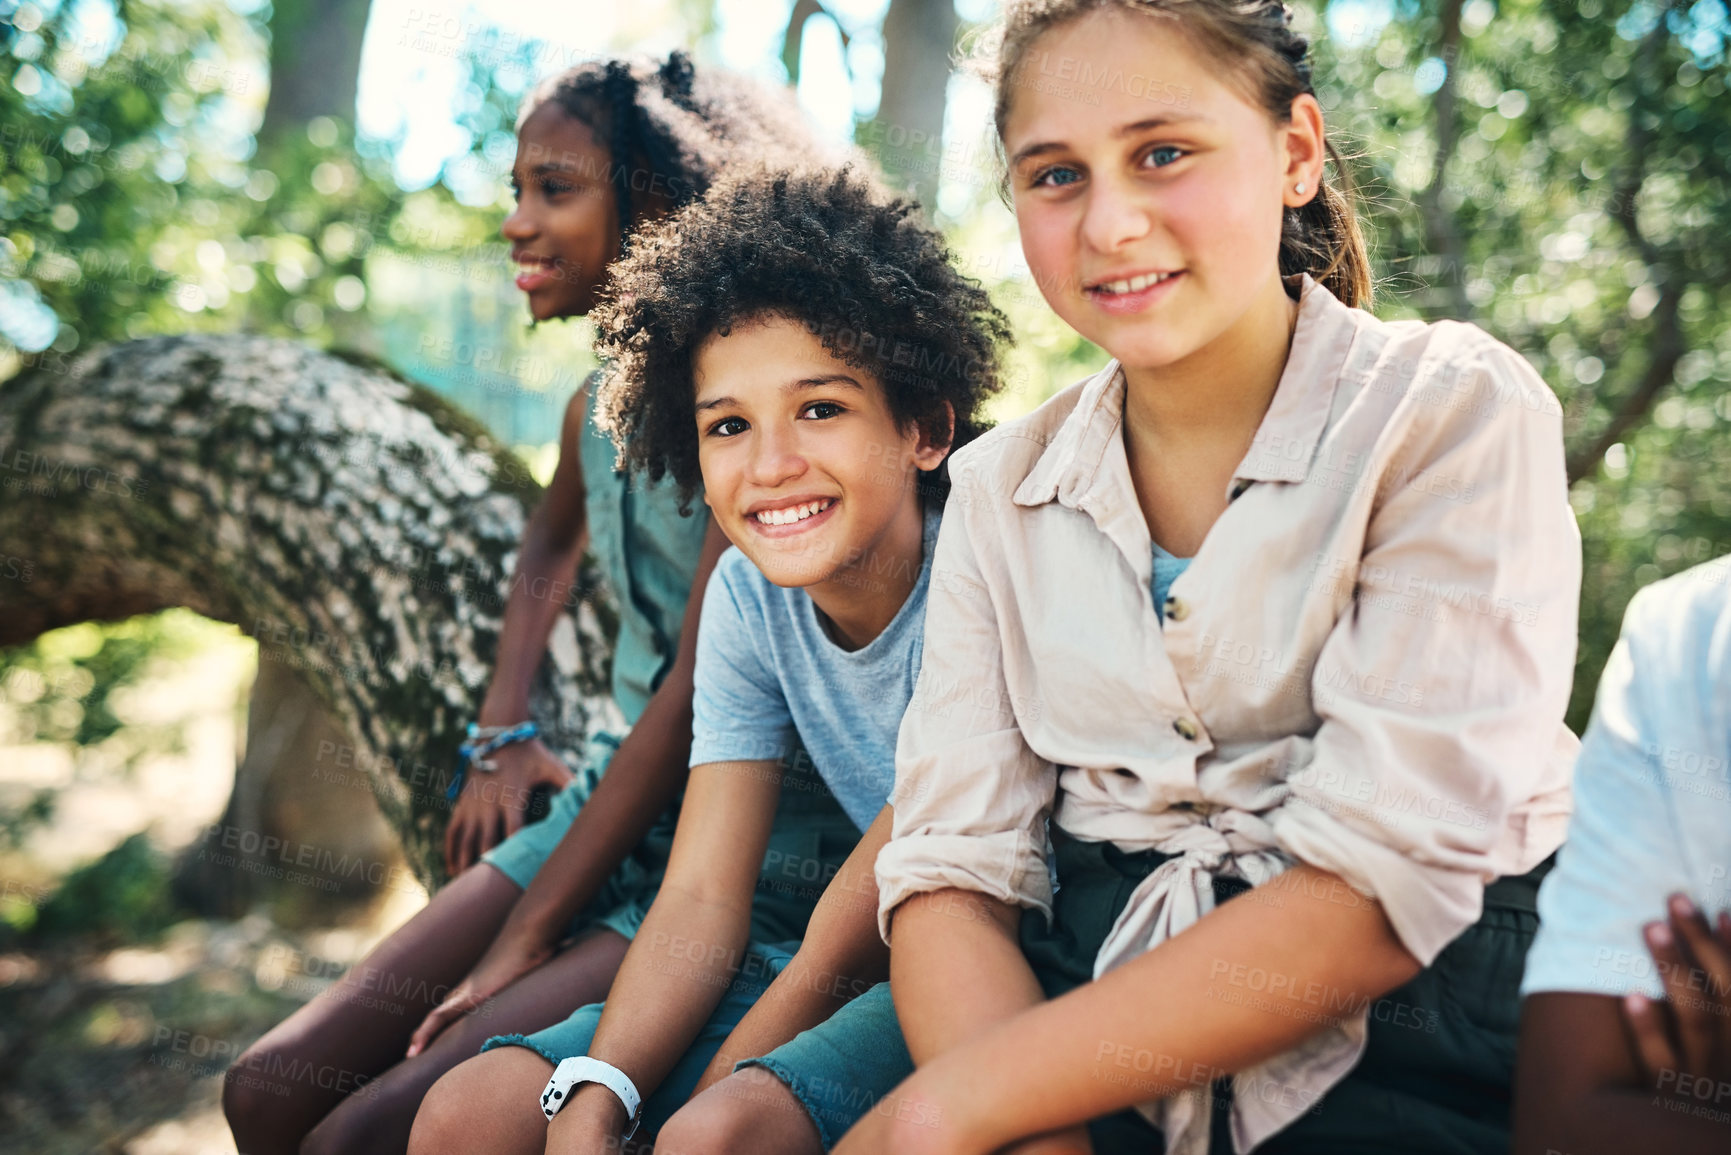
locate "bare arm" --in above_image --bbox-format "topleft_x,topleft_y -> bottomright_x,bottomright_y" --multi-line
477,388 -> 593,728
691,805 -> 896,1095
445,388 -> 593,874
890,888 -> 1044,1066
882,887 -> 1099,1155
837,865 -> 1420,1155
546,757 -> 786,1151
408,424 -> 730,1056
1511,992 -> 1731,1155
1514,899 -> 1731,1155
503,514 -> 730,942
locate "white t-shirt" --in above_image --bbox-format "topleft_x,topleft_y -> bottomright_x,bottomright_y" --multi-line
1521,557 -> 1731,999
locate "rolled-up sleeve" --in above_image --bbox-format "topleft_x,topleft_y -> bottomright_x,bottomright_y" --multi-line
1267,340 -> 1582,965
875,480 -> 1057,945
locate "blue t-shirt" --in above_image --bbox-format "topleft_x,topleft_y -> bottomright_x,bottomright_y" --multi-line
689,503 -> 943,832
1152,540 -> 1193,622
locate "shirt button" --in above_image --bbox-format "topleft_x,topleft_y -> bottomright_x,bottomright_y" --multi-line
1173,717 -> 1200,741
1164,596 -> 1189,622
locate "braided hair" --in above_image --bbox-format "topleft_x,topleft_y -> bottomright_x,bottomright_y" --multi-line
980,0 -> 1372,308
520,50 -> 841,252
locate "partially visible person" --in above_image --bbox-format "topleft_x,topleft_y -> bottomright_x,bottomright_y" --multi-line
406,166 -> 1009,1155
1514,557 -> 1731,1155
222,53 -> 855,1155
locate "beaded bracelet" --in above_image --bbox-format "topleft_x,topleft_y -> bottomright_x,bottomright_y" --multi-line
446,720 -> 540,803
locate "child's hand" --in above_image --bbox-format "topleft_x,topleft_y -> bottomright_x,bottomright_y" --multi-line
444,737 -> 573,874
405,926 -> 556,1058
1622,893 -> 1731,1100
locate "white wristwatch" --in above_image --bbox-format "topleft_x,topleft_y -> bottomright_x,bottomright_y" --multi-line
541,1056 -> 644,1138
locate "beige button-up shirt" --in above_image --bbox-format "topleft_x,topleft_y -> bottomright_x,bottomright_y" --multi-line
877,275 -> 1581,1153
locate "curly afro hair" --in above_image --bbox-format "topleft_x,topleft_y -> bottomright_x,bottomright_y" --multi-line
592,166 -> 1012,507
523,51 -> 849,251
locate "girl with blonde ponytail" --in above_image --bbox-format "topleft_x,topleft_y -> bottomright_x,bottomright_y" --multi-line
844,2 -> 1581,1152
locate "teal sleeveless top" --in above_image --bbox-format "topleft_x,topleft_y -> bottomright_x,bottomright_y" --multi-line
577,374 -> 710,725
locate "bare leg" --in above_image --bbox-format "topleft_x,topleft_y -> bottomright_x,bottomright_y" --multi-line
408,1046 -> 554,1155
224,863 -> 521,1155
299,924 -> 629,1155
654,1068 -> 824,1155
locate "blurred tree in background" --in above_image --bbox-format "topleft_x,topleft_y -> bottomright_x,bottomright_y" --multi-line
0,0 -> 535,929
1312,0 -> 1731,728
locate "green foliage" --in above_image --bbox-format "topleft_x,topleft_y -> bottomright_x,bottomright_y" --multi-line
3,0 -> 264,351
3,0 -> 1728,843
1308,0 -> 1731,727
0,0 -> 508,365
0,611 -> 227,848
2,611 -> 207,742
22,831 -> 179,944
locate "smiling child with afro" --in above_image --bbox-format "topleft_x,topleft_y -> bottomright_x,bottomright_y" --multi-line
591,165 -> 1012,502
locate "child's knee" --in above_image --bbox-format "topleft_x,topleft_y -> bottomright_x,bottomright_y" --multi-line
408,1050 -> 551,1155
221,1046 -> 291,1139
658,1070 -> 811,1155
656,1099 -> 744,1155
407,1065 -> 485,1153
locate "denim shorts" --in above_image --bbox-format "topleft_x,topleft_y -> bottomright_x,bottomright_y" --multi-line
483,941 -> 800,1133
486,951 -> 912,1148
738,980 -> 914,1149
480,731 -> 665,941
480,736 -> 858,945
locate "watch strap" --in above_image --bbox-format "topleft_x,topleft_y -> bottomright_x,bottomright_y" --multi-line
541,1055 -> 643,1139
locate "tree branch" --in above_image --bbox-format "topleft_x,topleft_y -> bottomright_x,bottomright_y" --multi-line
1565,2 -> 1687,484
781,0 -> 851,87
1417,0 -> 1474,321
0,335 -> 618,885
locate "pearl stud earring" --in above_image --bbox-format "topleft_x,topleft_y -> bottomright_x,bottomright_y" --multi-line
1294,181 -> 1307,195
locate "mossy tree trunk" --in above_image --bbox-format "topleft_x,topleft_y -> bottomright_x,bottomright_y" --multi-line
0,335 -> 614,889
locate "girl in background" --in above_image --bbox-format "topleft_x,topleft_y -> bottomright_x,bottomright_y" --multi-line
225,53 -> 855,1155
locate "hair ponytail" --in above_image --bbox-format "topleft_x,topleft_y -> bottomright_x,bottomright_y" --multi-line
1283,138 -> 1371,308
